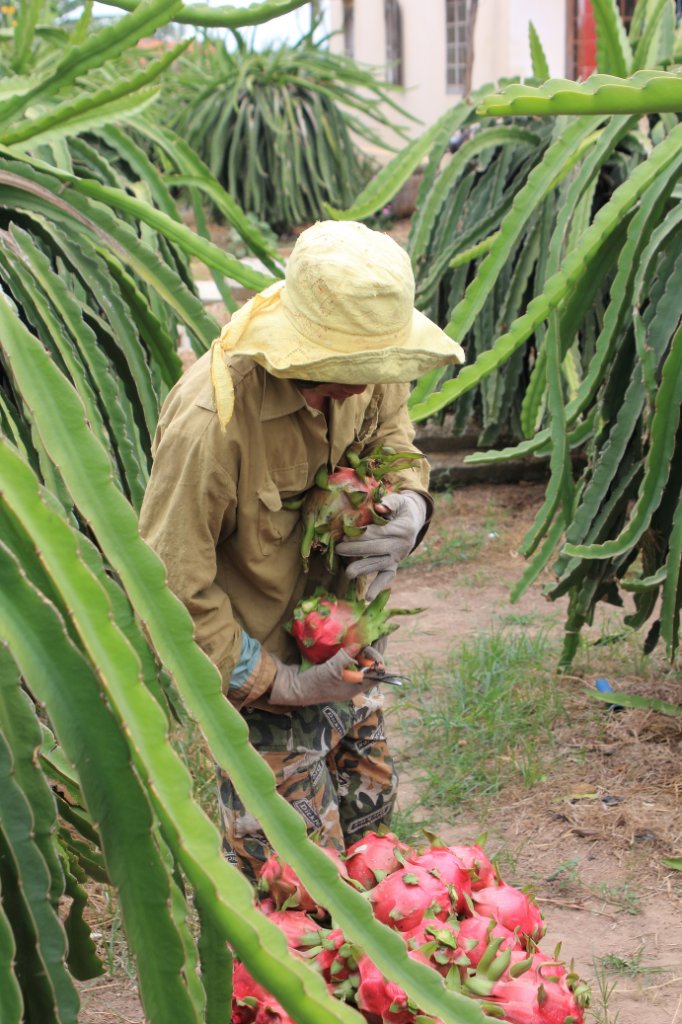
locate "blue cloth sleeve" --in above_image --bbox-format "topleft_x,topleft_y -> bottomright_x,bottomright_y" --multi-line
228,631 -> 262,691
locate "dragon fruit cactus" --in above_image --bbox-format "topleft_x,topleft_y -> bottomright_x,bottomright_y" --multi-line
471,882 -> 545,947
345,831 -> 412,890
287,587 -> 401,663
405,847 -> 473,914
292,445 -> 424,571
369,864 -> 453,933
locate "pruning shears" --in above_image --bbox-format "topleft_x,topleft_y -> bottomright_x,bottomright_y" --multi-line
342,657 -> 409,687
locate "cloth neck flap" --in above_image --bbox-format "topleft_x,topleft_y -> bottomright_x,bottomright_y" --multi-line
210,281 -> 285,429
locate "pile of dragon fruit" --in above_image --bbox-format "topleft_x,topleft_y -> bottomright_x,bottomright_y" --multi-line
233,833 -> 590,1023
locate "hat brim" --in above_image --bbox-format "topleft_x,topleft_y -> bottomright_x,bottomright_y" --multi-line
226,297 -> 465,384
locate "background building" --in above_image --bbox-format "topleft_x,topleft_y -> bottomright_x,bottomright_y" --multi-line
325,0 -> 638,143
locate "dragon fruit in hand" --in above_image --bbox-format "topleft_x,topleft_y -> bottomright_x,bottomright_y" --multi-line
287,587 -> 400,663
293,445 -> 424,571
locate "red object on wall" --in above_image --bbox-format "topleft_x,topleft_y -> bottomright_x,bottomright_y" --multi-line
576,0 -> 597,78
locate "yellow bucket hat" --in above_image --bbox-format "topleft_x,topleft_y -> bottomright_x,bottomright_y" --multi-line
210,220 -> 465,427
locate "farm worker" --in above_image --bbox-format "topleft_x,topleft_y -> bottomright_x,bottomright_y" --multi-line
139,220 -> 464,880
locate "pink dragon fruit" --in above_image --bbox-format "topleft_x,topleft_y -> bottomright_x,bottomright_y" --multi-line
232,962 -> 279,1024
345,831 -> 411,890
508,978 -> 585,1024
258,856 -> 317,913
293,446 -> 424,571
355,955 -> 414,1024
254,1002 -> 297,1024
261,909 -> 326,950
402,917 -> 464,976
471,883 -> 545,946
313,927 -> 361,986
405,847 -> 472,913
257,848 -> 347,914
287,587 -> 401,663
448,844 -> 497,890
454,915 -> 522,968
466,950 -> 587,1024
417,834 -> 497,889
369,865 -> 453,933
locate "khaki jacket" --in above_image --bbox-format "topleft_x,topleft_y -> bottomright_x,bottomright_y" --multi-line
139,351 -> 431,707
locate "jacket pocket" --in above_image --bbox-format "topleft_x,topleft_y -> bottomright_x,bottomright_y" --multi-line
257,463 -> 308,555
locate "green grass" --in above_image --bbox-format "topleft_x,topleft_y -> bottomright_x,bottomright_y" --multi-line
389,627 -> 568,811
170,716 -> 221,827
590,959 -> 622,1024
595,948 -> 667,977
593,881 -> 642,916
546,857 -> 582,892
401,526 -> 484,569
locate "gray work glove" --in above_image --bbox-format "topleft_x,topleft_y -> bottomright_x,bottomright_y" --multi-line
337,490 -> 428,600
360,637 -> 387,664
269,648 -> 376,706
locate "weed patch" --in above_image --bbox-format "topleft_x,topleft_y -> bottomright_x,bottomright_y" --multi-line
390,627 -> 568,812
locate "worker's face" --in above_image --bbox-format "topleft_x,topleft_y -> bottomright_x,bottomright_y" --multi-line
296,381 -> 367,403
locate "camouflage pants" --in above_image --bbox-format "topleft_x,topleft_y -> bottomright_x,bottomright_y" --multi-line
217,695 -> 398,882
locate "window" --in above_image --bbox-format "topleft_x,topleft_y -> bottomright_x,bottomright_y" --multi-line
385,0 -> 403,86
445,0 -> 469,92
342,0 -> 354,59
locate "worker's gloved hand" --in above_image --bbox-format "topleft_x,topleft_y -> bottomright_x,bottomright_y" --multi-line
359,637 -> 387,665
269,648 -> 376,706
337,490 -> 428,600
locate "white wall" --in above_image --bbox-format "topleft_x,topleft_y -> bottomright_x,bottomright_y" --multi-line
327,0 -> 569,148
473,0 -> 567,88
507,0 -> 567,80
328,0 -> 459,146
